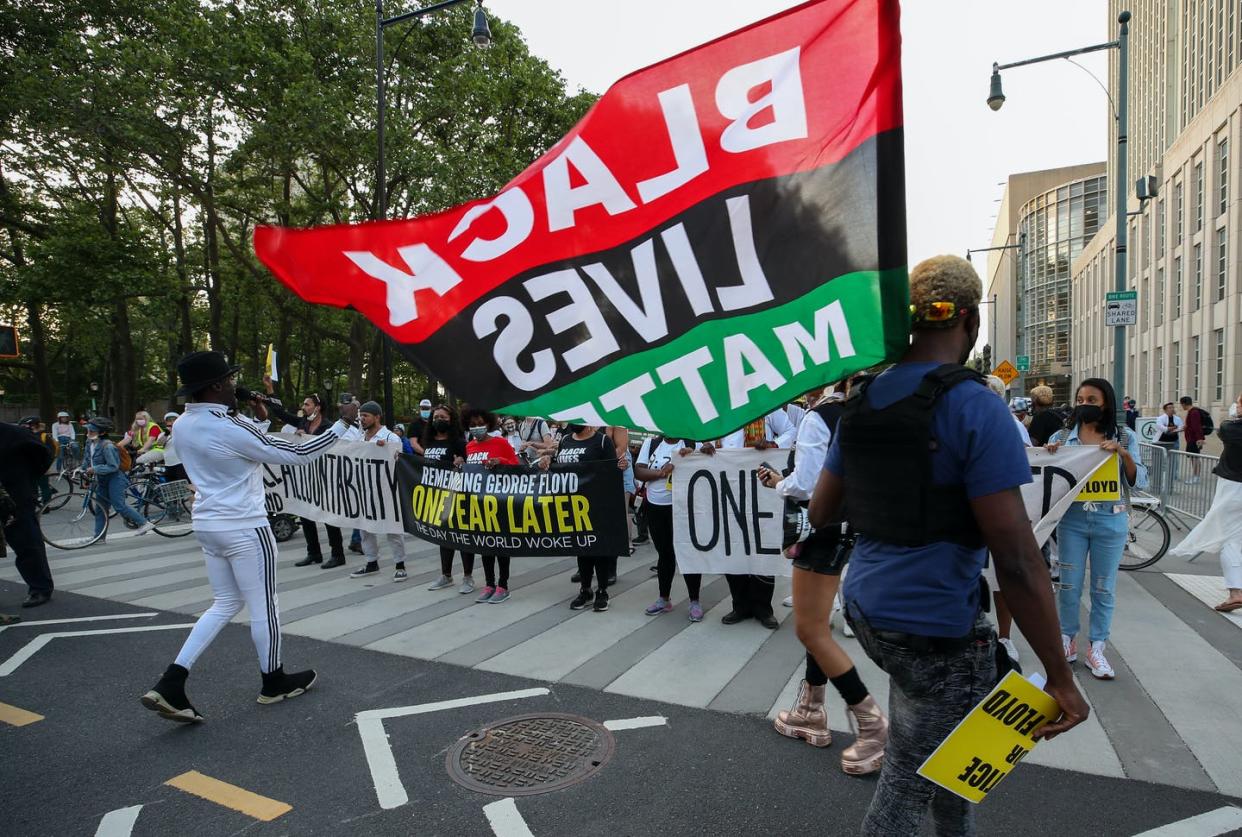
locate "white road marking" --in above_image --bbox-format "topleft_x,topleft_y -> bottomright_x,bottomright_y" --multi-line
355,687 -> 549,809
1132,806 -> 1242,836
603,715 -> 668,731
0,613 -> 158,635
94,805 -> 143,837
483,798 -> 536,837
0,624 -> 195,677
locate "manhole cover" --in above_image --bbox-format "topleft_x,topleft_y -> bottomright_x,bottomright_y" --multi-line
446,713 -> 615,796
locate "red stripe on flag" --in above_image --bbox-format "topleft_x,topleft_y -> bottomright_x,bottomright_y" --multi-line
254,0 -> 902,344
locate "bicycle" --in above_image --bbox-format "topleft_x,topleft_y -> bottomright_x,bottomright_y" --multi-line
40,471 -> 108,550
124,467 -> 194,538
1121,495 -> 1172,571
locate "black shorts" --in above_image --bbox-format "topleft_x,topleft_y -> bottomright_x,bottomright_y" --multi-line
792,529 -> 851,576
1186,441 -> 1203,454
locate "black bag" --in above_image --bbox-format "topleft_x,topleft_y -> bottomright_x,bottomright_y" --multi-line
1197,407 -> 1215,437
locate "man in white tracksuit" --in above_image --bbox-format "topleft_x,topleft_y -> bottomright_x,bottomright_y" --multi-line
141,351 -> 359,723
348,401 -> 409,581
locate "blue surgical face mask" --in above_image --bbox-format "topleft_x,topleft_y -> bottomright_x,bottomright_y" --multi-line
420,409 -> 431,419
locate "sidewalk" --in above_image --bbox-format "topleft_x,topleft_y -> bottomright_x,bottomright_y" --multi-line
9,528 -> 1241,799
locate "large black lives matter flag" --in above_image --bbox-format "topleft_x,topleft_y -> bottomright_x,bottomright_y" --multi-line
396,456 -> 629,557
255,0 -> 908,439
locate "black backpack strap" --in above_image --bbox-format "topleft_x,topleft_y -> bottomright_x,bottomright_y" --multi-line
912,363 -> 985,405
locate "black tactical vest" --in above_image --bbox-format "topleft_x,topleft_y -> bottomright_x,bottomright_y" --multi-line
838,364 -> 985,549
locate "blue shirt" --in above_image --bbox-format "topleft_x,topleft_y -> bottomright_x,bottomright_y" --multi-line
826,362 -> 1033,637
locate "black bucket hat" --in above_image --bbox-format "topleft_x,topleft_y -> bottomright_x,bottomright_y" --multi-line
176,351 -> 241,397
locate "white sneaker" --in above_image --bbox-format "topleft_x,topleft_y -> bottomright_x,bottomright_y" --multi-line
999,637 -> 1020,666
1085,641 -> 1115,679
842,619 -> 855,638
428,575 -> 453,591
459,575 -> 476,595
134,521 -> 156,536
1062,634 -> 1078,663
782,595 -> 794,608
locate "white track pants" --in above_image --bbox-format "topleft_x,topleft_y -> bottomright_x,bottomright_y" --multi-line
175,526 -> 282,674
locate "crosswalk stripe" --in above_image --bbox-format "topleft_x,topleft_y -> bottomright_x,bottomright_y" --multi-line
1131,806 -> 1242,836
560,576 -> 732,691
1165,573 -> 1242,631
1107,573 -> 1242,796
478,576 -> 662,681
606,596 -> 795,707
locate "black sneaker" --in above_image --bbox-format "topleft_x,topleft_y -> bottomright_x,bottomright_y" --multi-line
633,535 -> 649,545
348,542 -> 364,554
593,590 -> 610,612
258,667 -> 317,705
606,575 -> 617,587
141,664 -> 204,723
570,588 -> 593,610
350,562 -> 380,578
571,571 -> 582,584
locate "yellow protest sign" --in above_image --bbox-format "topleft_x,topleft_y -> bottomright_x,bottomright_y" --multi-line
917,671 -> 1060,803
1076,454 -> 1121,502
991,360 -> 1019,386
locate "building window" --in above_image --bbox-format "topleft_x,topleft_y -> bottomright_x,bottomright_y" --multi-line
1220,137 -> 1230,217
1195,159 -> 1204,232
1175,180 -> 1184,244
1157,266 -> 1165,325
1158,197 -> 1166,253
1142,210 -> 1151,268
1192,335 -> 1201,397
1172,341 -> 1181,395
1156,346 -> 1164,402
1219,227 -> 1229,302
1215,329 -> 1226,401
1142,275 -> 1150,327
1174,255 -> 1183,318
1142,349 -> 1149,405
1194,242 -> 1203,311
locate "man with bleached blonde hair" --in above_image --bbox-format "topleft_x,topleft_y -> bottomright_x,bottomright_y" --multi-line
809,255 -> 1087,835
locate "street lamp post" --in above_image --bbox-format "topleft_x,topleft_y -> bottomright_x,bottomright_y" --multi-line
988,10 -> 1131,428
376,0 -> 491,422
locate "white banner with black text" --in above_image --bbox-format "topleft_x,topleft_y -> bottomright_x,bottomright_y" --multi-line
262,438 -> 405,535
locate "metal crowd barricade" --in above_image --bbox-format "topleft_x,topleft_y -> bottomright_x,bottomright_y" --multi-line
1136,442 -> 1166,501
1163,449 -> 1220,521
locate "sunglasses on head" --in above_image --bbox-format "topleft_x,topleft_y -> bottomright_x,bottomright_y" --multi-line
911,300 -> 974,323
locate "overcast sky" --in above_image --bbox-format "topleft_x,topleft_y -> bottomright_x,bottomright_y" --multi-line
484,0 -> 1112,341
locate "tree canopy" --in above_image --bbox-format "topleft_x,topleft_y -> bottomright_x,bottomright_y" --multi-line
0,0 -> 595,422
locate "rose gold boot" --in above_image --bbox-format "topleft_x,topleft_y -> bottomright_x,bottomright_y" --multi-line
773,680 -> 831,747
841,694 -> 887,775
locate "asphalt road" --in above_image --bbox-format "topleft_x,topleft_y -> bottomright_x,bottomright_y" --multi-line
1,581 -> 1239,837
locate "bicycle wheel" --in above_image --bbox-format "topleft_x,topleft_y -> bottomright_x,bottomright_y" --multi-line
41,471 -> 75,512
151,481 -> 194,538
41,492 -> 108,550
1122,506 -> 1171,570
122,477 -> 160,528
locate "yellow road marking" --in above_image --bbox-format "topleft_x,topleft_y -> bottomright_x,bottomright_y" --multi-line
165,771 -> 291,822
0,701 -> 44,726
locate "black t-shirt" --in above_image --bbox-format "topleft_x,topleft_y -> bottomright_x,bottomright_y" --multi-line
1028,410 -> 1064,447
407,417 -> 429,442
421,435 -> 466,463
555,431 -> 615,464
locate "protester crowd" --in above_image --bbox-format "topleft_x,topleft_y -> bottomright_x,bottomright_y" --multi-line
3,256 -> 1241,836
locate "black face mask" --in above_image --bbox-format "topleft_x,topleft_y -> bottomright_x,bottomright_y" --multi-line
1073,404 -> 1105,427
564,423 -> 585,435
432,419 -> 451,433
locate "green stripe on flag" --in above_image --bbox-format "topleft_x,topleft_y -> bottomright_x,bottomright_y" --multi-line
501,268 -> 910,437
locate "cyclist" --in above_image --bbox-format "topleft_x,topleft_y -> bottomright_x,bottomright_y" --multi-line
123,411 -> 162,467
51,411 -> 78,470
84,417 -> 155,540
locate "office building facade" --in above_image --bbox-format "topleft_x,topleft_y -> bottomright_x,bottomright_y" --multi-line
1072,0 -> 1241,416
